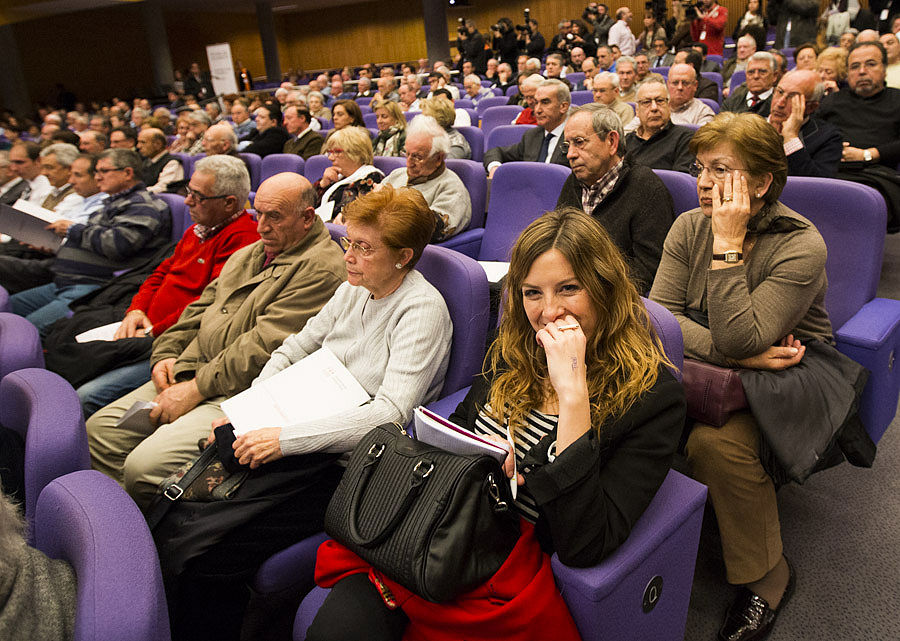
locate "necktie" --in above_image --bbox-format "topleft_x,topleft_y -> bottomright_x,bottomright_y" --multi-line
538,132 -> 553,163
749,93 -> 760,108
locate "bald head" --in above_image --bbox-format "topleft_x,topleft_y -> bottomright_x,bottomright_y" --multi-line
202,123 -> 238,155
769,69 -> 823,126
857,29 -> 880,44
253,173 -> 317,254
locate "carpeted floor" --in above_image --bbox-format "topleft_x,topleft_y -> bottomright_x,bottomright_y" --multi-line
683,234 -> 900,641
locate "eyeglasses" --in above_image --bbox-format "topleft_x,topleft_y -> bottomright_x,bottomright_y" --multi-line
94,167 -> 125,175
636,96 -> 669,108
186,188 -> 229,203
406,152 -> 431,163
688,161 -> 748,180
326,148 -> 344,157
559,132 -> 602,153
848,59 -> 882,72
339,236 -> 382,257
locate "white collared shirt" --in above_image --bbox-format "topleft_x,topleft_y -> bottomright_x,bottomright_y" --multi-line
746,87 -> 773,108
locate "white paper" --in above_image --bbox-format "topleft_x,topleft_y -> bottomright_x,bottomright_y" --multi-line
413,406 -> 508,462
11,198 -> 61,223
115,401 -> 158,430
478,261 -> 510,283
75,321 -> 123,343
221,347 -> 371,435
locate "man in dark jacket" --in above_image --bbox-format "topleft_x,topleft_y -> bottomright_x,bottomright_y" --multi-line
624,80 -> 695,173
723,52 -> 777,117
768,0 -> 819,50
456,20 -> 489,75
557,103 -> 674,293
243,104 -> 290,159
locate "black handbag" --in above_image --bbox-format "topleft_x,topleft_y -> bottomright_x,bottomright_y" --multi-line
325,423 -> 521,603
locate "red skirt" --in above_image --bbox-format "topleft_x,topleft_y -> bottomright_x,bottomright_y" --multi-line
315,521 -> 582,641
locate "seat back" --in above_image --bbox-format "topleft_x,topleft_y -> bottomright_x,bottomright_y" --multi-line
476,95 -> 512,117
355,96 -> 373,107
652,169 -> 699,216
154,192 -> 190,240
643,298 -> 684,381
567,72 -> 586,86
363,112 -> 378,128
479,162 -> 572,261
729,70 -> 746,92
700,72 -> 723,101
505,85 -> 520,96
35,471 -> 171,641
485,124 -> 537,152
446,158 -> 488,228
170,152 -> 194,178
654,66 -> 670,77
1,368 -> 89,542
303,154 -> 332,183
260,153 -> 306,184
238,152 -> 263,190
778,177 -> 886,329
0,312 -> 44,377
480,105 -> 524,138
698,97 -> 720,113
372,156 -> 406,176
454,98 -> 475,109
454,126 -> 484,162
570,90 -> 594,106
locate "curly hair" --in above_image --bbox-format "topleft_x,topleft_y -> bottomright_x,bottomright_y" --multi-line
485,208 -> 670,437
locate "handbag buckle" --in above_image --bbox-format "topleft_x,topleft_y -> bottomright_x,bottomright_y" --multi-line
367,443 -> 386,460
486,473 -> 508,511
163,484 -> 184,501
413,460 -> 435,479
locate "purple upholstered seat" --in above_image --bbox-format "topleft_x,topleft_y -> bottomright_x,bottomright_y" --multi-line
293,298 -> 705,641
238,152 -> 263,190
567,72 -> 586,86
1,368 -> 89,543
362,112 -> 378,128
260,153 -> 306,183
729,70 -> 746,93
475,95 -> 510,116
303,154 -> 332,184
480,105 -> 524,139
436,158 -> 488,258
700,72 -> 723,101
454,125 -> 485,162
652,168 -> 700,215
170,152 -> 194,178
779,176 -> 900,443
154,192 -> 191,240
35,470 -> 171,641
0,286 -> 8,313
355,96 -> 373,107
454,98 -> 475,110
698,97 -> 720,113
485,124 -> 537,152
0,312 -> 44,377
570,90 -> 594,106
372,156 -> 407,176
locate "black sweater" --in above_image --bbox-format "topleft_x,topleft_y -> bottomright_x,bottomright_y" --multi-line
817,86 -> 900,168
556,158 -> 675,294
449,365 -> 685,567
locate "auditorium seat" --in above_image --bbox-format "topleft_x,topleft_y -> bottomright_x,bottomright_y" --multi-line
729,70 -> 746,93
779,177 -> 900,443
700,72 -> 723,102
293,298 -> 706,641
454,98 -> 475,110
260,153 -> 305,183
570,90 -> 594,106
371,156 -> 405,175
355,96 -> 373,107
567,71 -> 586,86
238,152 -> 263,191
35,470 -> 171,641
362,112 -> 378,128
506,85 -> 520,96
0,311 -> 44,375
154,192 -> 191,240
170,152 -> 195,178
652,169 -> 699,215
436,158 -> 488,257
698,97 -> 720,113
303,154 -> 332,184
1,368 -> 89,543
484,124 -> 536,153
454,125 -> 484,162
480,105 -> 524,139
458,107 -> 478,126
475,95 -> 511,117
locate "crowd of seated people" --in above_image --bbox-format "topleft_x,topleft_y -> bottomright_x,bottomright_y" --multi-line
2,7 -> 900,641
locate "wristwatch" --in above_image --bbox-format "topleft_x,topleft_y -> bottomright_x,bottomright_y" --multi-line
712,251 -> 743,264
863,149 -> 873,163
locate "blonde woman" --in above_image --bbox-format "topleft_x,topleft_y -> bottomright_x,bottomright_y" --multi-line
315,126 -> 383,223
371,99 -> 407,157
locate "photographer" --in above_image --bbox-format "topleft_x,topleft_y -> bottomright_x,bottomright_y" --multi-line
491,18 -> 520,67
456,19 -> 488,75
688,0 -> 728,56
584,3 -> 615,47
516,12 -> 546,58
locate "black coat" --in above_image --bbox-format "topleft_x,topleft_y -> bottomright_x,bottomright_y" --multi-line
483,124 -> 569,169
243,127 -> 291,159
786,117 -> 843,178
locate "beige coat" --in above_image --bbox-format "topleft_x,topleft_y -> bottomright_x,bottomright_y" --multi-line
152,218 -> 346,398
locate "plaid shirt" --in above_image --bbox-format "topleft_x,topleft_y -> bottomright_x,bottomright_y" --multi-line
581,158 -> 625,215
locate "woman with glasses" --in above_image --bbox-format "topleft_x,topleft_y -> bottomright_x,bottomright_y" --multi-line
314,126 -> 383,223
651,112 -> 869,641
307,207 -> 684,641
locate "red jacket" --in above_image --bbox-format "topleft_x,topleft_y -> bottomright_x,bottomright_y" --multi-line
690,5 -> 728,56
515,108 -> 537,125
126,212 -> 259,335
315,521 -> 581,641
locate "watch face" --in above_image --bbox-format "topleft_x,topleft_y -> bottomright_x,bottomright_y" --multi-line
724,251 -> 740,263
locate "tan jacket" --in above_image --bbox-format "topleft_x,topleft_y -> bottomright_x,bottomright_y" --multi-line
152,218 -> 346,398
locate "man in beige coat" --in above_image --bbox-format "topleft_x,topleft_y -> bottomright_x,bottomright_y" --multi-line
86,173 -> 346,510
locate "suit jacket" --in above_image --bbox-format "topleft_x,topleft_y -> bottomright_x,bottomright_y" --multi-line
723,85 -> 772,117
697,77 -> 720,102
243,127 -> 291,158
283,129 -> 324,160
484,124 -> 569,170
786,117 -> 843,178
0,179 -> 28,206
650,53 -> 675,68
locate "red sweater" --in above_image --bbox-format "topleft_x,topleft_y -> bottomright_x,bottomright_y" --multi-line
127,212 -> 259,335
315,521 -> 580,641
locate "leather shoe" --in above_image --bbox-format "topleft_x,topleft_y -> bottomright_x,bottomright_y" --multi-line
717,558 -> 795,641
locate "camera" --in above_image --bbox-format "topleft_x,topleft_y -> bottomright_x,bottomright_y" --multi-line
682,0 -> 699,20
515,8 -> 532,35
457,17 -> 467,35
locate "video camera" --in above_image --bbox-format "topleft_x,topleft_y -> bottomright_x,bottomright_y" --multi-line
457,18 -> 467,36
515,8 -> 533,36
681,0 -> 700,21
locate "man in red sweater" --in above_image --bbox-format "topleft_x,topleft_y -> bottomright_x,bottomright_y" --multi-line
77,155 -> 259,415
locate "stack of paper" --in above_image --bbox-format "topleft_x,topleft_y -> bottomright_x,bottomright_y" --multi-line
413,406 -> 508,462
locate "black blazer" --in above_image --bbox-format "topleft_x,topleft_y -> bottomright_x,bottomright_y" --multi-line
723,85 -> 772,118
243,127 -> 291,159
483,123 -> 570,170
787,117 -> 843,178
0,180 -> 28,206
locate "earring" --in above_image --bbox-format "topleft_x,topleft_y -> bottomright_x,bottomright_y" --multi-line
756,192 -> 761,198
395,263 -> 403,270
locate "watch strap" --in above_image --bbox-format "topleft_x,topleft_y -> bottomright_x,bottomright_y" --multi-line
712,251 -> 743,263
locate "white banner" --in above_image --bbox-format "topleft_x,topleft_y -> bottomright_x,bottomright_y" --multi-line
206,42 -> 239,97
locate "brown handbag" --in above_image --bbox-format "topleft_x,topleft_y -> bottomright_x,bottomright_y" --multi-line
682,358 -> 749,427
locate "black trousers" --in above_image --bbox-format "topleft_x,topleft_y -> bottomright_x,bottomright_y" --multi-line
0,253 -> 54,294
305,574 -> 409,641
166,464 -> 344,641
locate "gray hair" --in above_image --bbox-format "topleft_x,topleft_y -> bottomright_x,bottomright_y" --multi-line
539,78 -> 571,105
99,148 -> 142,174
749,51 -> 776,72
207,123 -> 238,149
571,103 -> 624,145
810,81 -> 826,102
132,108 -> 150,119
308,90 -> 325,103
522,73 -> 545,88
617,56 -> 637,69
193,155 -> 251,204
636,78 -> 669,99
40,142 -> 80,167
406,115 -> 450,157
595,71 -> 620,89
464,74 -> 482,85
189,111 -> 212,126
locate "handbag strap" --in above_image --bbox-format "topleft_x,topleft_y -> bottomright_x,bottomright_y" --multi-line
347,441 -> 434,548
146,443 -> 219,530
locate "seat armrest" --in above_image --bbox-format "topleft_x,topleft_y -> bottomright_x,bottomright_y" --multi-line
425,386 -> 471,421
249,532 -> 329,594
437,229 -> 483,260
834,298 -> 900,350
